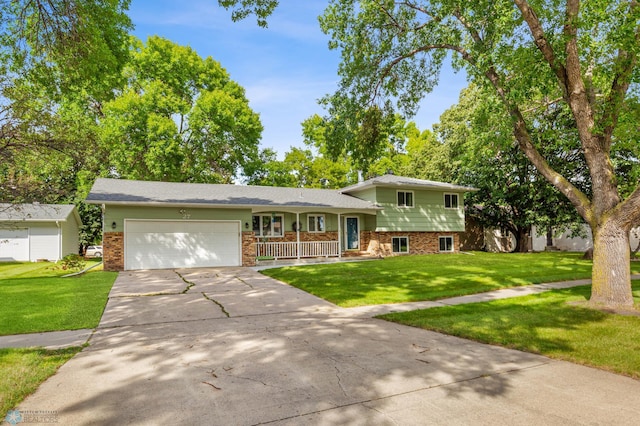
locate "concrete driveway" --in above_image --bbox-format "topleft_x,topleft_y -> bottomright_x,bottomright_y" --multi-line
20,268 -> 640,425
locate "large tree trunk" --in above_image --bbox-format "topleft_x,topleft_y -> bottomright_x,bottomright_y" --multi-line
512,226 -> 530,253
590,219 -> 634,308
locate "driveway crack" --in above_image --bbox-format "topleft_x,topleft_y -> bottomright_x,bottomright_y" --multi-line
333,365 -> 349,398
175,271 -> 196,294
202,292 -> 230,317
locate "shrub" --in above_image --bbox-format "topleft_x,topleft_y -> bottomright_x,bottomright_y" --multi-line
60,254 -> 85,271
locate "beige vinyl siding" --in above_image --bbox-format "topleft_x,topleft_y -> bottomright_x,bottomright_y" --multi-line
61,216 -> 80,256
375,188 -> 465,232
105,206 -> 253,233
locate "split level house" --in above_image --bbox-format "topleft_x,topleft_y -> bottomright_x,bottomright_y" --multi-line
85,174 -> 476,271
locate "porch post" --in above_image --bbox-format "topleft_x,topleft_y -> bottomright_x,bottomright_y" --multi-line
296,212 -> 301,260
337,213 -> 342,258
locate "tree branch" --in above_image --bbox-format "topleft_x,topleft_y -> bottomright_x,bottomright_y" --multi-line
612,185 -> 640,229
513,0 -> 569,99
600,0 -> 639,147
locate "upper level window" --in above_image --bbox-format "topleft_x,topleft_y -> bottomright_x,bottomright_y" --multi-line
308,214 -> 325,233
397,191 -> 414,208
253,214 -> 283,237
444,193 -> 459,209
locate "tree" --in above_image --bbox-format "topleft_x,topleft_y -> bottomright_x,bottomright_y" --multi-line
0,0 -> 132,101
401,122 -> 453,182
247,115 -> 358,188
219,0 -> 640,309
99,36 -> 263,183
431,85 -> 586,252
0,0 -> 132,246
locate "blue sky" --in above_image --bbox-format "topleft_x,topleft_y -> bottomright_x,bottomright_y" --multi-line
129,0 -> 468,158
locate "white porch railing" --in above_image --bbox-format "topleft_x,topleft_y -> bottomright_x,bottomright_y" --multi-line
256,241 -> 340,259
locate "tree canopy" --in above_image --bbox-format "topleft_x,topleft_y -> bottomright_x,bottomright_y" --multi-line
99,36 -> 263,183
1,0 -> 132,100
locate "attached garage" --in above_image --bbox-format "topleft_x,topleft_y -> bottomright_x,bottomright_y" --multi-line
124,220 -> 241,270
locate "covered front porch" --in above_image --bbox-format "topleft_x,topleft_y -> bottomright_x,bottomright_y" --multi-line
252,209 -> 376,262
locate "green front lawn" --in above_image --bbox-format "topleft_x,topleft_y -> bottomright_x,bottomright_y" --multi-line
0,347 -> 81,419
379,282 -> 640,379
0,262 -> 117,335
263,252 -> 638,307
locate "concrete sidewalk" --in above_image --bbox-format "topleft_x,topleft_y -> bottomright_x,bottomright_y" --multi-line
0,329 -> 94,350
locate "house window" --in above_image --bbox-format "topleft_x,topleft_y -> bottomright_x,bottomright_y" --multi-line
253,214 -> 283,237
397,191 -> 414,208
308,214 -> 325,233
439,236 -> 454,252
392,236 -> 409,253
444,193 -> 459,209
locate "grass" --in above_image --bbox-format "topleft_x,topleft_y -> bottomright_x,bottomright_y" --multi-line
0,347 -> 81,419
379,282 -> 640,379
0,261 -> 117,335
263,251 -> 640,307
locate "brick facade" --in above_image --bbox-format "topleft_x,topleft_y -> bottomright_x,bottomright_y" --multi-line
103,232 -> 124,271
362,231 -> 460,257
242,231 -> 256,266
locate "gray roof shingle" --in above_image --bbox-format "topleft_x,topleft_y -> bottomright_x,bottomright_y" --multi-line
86,178 -> 379,212
0,204 -> 78,222
340,174 -> 477,193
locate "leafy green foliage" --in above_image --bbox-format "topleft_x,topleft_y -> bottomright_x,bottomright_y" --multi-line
0,1 -> 132,246
1,0 -> 132,100
99,36 -> 263,183
380,282 -> 640,379
60,254 -> 85,271
218,0 -> 279,27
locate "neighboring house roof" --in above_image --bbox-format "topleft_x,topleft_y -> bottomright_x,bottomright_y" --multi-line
86,178 -> 381,213
340,174 -> 477,194
0,204 -> 81,224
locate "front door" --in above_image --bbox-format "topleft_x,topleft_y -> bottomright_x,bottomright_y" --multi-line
345,217 -> 360,250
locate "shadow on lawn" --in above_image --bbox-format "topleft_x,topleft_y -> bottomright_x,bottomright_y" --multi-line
262,252 -> 598,307
379,285 -> 640,379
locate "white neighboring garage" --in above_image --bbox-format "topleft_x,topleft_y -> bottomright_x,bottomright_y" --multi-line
125,220 -> 241,270
0,204 -> 82,262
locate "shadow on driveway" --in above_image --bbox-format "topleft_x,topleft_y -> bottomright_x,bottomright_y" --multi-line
19,268 -> 640,425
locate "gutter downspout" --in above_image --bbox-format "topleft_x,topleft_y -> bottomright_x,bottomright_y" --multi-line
56,220 -> 62,262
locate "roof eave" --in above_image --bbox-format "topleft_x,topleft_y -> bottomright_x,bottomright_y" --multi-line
87,199 -> 380,212
342,182 -> 477,193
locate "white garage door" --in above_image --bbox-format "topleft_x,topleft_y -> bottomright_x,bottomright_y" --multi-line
0,228 -> 29,261
125,220 -> 241,270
